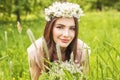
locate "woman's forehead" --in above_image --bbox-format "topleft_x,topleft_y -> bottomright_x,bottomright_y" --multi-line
55,18 -> 75,26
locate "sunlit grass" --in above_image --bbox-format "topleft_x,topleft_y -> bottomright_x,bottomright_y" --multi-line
0,11 -> 120,80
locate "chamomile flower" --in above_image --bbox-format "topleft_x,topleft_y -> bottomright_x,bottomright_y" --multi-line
44,2 -> 84,21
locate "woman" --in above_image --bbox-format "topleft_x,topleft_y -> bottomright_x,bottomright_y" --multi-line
27,2 -> 90,80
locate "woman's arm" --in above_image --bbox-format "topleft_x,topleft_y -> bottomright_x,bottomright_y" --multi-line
27,38 -> 43,80
28,56 -> 41,80
75,39 -> 91,74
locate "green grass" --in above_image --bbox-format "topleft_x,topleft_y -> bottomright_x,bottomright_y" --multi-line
0,11 -> 120,80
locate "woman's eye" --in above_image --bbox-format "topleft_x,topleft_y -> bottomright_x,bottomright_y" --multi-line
56,26 -> 63,29
70,27 -> 75,30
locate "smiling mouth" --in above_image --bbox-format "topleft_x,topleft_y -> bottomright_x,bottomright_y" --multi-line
61,39 -> 70,43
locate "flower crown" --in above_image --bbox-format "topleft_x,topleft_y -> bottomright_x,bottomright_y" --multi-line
45,2 -> 84,21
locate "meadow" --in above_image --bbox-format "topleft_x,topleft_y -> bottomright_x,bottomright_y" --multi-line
0,11 -> 120,80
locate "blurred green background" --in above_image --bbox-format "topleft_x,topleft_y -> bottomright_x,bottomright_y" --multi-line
0,0 -> 120,22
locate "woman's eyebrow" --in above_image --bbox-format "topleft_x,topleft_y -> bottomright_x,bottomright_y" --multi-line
56,24 -> 75,27
56,24 -> 65,26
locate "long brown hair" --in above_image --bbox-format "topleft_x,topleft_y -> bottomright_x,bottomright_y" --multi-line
43,17 -> 78,62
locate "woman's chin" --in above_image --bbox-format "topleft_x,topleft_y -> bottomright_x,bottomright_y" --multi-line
59,43 -> 69,48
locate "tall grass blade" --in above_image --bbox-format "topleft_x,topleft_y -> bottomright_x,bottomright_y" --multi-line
9,61 -> 13,80
98,52 -> 108,66
39,48 -> 45,72
42,37 -> 50,61
99,61 -> 104,80
27,29 -> 37,49
4,31 -> 8,48
104,41 -> 120,57
63,69 -> 73,80
70,52 -> 74,62
56,44 -> 62,63
99,52 -> 117,79
96,48 -> 99,80
106,65 -> 116,79
17,21 -> 22,34
105,65 -> 108,79
107,51 -> 119,73
0,55 -> 8,61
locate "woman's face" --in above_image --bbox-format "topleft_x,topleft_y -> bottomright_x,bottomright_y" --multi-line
53,18 -> 75,48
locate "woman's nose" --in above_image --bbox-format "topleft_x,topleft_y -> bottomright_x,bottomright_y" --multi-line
63,29 -> 69,37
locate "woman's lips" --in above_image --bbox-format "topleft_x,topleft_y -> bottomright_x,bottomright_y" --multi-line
61,39 -> 70,43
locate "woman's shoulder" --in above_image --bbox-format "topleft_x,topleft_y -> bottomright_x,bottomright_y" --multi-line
75,39 -> 91,63
27,37 -> 44,69
27,37 -> 43,60
27,37 -> 43,51
77,38 -> 91,55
